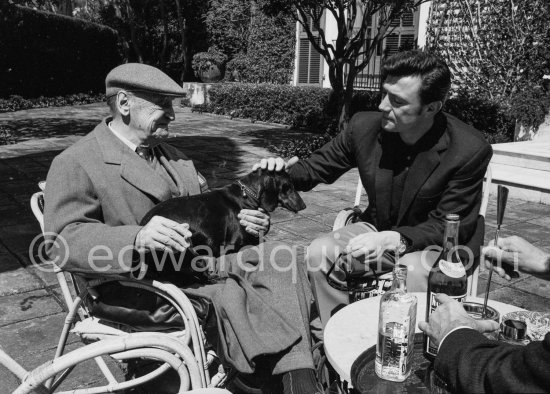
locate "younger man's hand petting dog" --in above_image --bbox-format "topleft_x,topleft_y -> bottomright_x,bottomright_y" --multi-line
253,156 -> 299,172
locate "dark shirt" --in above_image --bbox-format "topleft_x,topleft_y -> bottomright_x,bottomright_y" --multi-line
381,133 -> 416,225
380,115 -> 447,231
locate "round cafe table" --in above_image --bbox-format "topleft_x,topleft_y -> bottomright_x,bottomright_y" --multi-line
323,292 -> 526,385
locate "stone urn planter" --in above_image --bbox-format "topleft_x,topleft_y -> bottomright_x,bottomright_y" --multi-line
192,48 -> 227,84
198,62 -> 224,83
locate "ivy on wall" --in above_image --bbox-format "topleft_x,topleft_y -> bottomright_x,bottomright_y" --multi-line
427,0 -> 550,135
206,0 -> 295,85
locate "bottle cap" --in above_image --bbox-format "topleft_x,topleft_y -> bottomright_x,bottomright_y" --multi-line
500,319 -> 527,340
445,213 -> 460,221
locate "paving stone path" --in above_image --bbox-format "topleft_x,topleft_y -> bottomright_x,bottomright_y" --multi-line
0,103 -> 549,391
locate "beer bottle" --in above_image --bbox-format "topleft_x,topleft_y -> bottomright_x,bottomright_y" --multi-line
423,214 -> 467,361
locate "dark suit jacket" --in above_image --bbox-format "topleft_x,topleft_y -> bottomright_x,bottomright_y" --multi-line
436,328 -> 550,393
289,111 -> 493,253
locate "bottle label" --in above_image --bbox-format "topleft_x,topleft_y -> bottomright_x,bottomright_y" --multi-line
376,317 -> 411,380
438,259 -> 466,279
426,292 -> 466,357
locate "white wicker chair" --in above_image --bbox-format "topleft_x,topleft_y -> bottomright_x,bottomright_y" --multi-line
29,182 -> 229,393
0,334 -> 231,394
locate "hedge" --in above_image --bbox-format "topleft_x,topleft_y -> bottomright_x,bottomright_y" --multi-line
193,82 -> 514,158
193,82 -> 381,133
444,92 -> 515,145
0,93 -> 105,113
0,2 -> 121,98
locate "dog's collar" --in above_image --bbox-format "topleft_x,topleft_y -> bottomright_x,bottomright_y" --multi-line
236,180 -> 259,200
235,180 -> 262,210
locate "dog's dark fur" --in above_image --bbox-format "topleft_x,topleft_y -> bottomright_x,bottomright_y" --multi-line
139,169 -> 306,283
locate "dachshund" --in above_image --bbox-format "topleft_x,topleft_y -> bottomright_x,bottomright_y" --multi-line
139,169 -> 306,283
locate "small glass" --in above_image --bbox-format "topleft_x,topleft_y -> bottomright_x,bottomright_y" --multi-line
499,319 -> 529,345
462,302 -> 500,340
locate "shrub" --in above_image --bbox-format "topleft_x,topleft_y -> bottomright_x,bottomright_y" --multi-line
0,93 -> 105,113
194,83 -> 383,131
0,2 -> 121,98
225,53 -> 249,82
508,87 -> 550,133
0,124 -> 15,146
205,0 -> 295,85
205,0 -> 249,59
444,91 -> 515,144
241,9 -> 295,84
194,83 -> 335,130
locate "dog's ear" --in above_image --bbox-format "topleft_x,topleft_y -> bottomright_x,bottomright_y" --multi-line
259,175 -> 279,212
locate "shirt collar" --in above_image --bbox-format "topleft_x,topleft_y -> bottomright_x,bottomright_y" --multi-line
108,121 -> 138,152
381,112 -> 447,154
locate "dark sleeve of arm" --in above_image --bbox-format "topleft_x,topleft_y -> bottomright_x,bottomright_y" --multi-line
436,329 -> 550,393
288,116 -> 357,191
395,143 -> 492,251
44,155 -> 142,275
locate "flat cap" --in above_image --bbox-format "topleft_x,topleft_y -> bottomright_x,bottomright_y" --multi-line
106,63 -> 185,98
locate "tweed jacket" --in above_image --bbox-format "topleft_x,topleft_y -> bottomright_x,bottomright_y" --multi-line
289,111 -> 493,253
44,118 -> 202,274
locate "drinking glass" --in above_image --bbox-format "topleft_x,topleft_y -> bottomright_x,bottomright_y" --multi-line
462,301 -> 500,340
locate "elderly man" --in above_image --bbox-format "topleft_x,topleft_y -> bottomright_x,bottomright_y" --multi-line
419,236 -> 550,393
257,50 -> 492,327
44,63 -> 321,394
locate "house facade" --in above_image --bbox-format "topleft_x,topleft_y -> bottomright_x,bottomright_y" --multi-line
293,1 -> 433,90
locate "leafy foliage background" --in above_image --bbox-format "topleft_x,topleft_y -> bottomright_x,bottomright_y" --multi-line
207,0 -> 295,84
427,0 -> 550,135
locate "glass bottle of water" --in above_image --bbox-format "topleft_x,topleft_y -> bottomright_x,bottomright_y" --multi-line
375,260 -> 417,382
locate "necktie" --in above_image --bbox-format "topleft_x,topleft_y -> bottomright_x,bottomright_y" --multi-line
135,145 -> 153,162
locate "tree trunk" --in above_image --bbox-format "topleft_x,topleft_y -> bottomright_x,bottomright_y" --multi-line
159,0 -> 168,67
174,0 -> 190,82
121,0 -> 144,63
339,66 -> 358,132
328,60 -> 353,133
129,22 -> 144,63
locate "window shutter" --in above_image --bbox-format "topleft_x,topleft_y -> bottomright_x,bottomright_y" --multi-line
298,37 -> 321,84
402,10 -> 414,26
400,34 -> 415,50
385,34 -> 400,55
309,43 -> 321,84
298,38 -> 310,84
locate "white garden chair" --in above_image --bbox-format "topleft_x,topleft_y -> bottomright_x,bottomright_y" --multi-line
28,181 -> 230,393
0,334 -> 231,394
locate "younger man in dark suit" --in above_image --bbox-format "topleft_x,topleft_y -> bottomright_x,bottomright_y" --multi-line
258,50 -> 492,326
420,235 -> 550,393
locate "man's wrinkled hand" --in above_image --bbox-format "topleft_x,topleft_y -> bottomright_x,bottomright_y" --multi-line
418,294 -> 499,348
483,236 -> 550,280
238,208 -> 271,237
135,216 -> 191,253
252,156 -> 299,172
